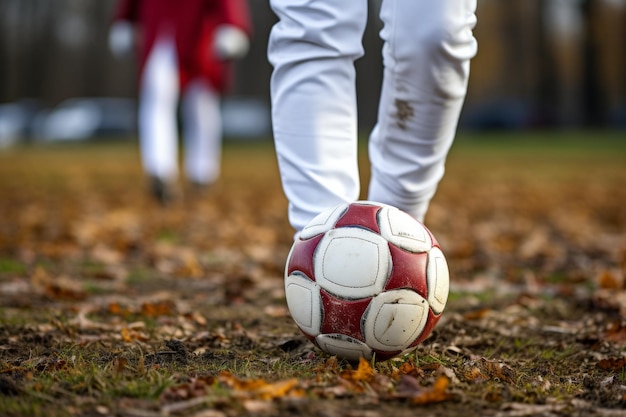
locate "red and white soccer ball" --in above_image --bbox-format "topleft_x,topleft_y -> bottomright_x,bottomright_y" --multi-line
284,201 -> 450,362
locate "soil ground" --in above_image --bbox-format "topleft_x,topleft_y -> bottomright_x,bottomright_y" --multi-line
0,132 -> 625,416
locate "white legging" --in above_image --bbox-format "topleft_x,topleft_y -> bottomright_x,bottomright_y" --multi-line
268,0 -> 478,232
139,36 -> 222,185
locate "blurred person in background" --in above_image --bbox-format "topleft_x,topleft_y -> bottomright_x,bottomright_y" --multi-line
268,0 -> 478,234
109,0 -> 252,205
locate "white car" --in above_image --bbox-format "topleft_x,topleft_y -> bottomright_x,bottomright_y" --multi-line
32,97 -> 137,142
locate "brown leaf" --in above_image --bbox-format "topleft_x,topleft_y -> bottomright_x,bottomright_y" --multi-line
160,376 -> 216,402
463,308 -> 490,320
604,321 -> 626,345
596,357 -> 626,371
315,356 -> 340,374
140,300 -> 175,317
183,311 -> 207,326
340,357 -> 375,383
120,327 -> 149,342
44,281 -> 87,301
114,357 -> 127,377
120,328 -> 133,343
397,361 -> 424,378
597,270 -> 623,290
218,372 -> 303,400
108,302 -> 131,317
251,379 -> 302,400
173,251 -> 204,278
31,267 -> 87,301
462,366 -> 489,383
481,358 -> 515,383
411,375 -> 453,405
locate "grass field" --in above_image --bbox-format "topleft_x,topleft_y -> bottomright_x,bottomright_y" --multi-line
0,130 -> 625,416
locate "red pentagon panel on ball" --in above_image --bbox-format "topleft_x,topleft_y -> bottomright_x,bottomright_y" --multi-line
385,244 -> 429,297
286,234 -> 324,281
319,290 -> 371,341
334,203 -> 381,233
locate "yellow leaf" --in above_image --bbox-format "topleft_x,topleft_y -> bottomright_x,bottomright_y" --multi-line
141,300 -> 174,317
120,327 -> 149,342
597,270 -> 623,290
341,357 -> 375,383
255,379 -> 300,400
397,361 -> 423,378
411,376 -> 452,405
218,372 -> 302,400
121,327 -> 133,343
463,366 -> 489,383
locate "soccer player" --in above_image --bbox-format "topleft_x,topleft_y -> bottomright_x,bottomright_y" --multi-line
109,0 -> 252,204
268,0 -> 478,233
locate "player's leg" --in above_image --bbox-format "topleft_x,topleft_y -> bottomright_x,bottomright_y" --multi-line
181,79 -> 222,187
138,35 -> 180,199
268,0 -> 368,233
367,0 -> 478,222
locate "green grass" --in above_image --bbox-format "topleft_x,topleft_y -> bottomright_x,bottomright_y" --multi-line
453,129 -> 626,153
0,258 -> 27,274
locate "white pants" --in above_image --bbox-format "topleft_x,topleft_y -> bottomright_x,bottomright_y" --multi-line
139,36 -> 222,185
269,0 -> 478,232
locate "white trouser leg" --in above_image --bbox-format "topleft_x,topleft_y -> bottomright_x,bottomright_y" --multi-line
138,36 -> 180,181
181,80 -> 222,185
367,0 -> 478,222
268,0 -> 368,232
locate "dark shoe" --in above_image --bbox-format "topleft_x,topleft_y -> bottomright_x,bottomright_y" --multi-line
149,176 -> 176,206
186,179 -> 218,202
189,180 -> 213,195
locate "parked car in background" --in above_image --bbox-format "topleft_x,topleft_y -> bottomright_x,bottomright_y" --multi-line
1,95 -> 271,146
32,97 -> 137,142
0,99 -> 43,148
221,97 -> 271,139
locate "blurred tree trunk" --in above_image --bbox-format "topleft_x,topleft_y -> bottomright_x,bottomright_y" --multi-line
0,0 -> 55,103
535,0 -> 560,127
232,0 -> 276,99
580,0 -> 606,126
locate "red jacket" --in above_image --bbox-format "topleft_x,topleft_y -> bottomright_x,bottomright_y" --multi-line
112,0 -> 252,92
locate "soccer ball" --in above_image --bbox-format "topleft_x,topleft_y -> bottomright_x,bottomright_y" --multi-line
284,201 -> 449,362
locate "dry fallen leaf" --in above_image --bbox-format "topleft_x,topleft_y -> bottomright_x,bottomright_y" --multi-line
462,366 -> 489,384
596,357 -> 626,371
463,308 -> 491,320
141,300 -> 175,317
160,376 -> 216,402
120,327 -> 149,342
597,270 -> 623,290
397,361 -> 424,378
218,372 -> 303,400
411,375 -> 453,405
480,358 -> 515,383
31,267 -> 87,301
340,357 -> 375,383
